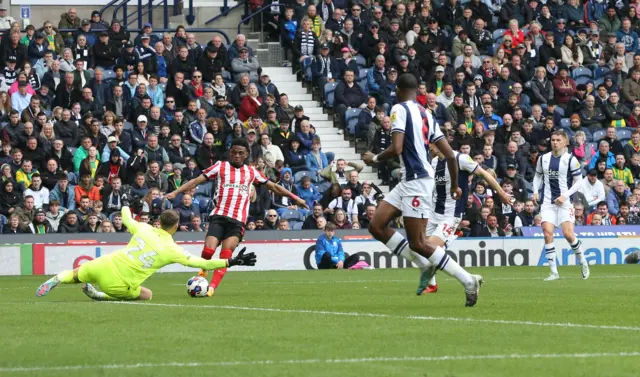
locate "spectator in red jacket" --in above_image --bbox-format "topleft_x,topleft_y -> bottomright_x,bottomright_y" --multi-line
239,83 -> 262,122
552,66 -> 576,108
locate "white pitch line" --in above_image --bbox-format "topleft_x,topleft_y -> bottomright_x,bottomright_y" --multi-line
108,301 -> 640,332
168,274 -> 640,286
1,351 -> 638,373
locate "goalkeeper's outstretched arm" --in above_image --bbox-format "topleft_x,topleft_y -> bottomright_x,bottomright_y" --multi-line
173,248 -> 257,270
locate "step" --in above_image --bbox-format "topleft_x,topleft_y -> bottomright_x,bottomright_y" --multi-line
291,100 -> 321,108
277,86 -> 308,94
320,141 -> 351,148
307,114 -> 331,121
263,67 -> 298,75
315,134 -> 344,142
300,107 -> 324,114
269,74 -> 298,82
309,120 -> 333,128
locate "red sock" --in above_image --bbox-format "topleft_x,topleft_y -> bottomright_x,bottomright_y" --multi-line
210,249 -> 233,288
201,246 -> 216,260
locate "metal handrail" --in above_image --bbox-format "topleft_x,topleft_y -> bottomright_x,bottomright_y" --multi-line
204,0 -> 244,26
126,0 -> 168,28
99,0 -> 122,19
236,3 -> 283,35
55,27 -> 231,44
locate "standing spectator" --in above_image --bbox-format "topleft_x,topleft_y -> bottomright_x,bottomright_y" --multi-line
58,8 -> 81,46
315,222 -> 360,269
0,7 -> 16,30
580,169 -> 607,210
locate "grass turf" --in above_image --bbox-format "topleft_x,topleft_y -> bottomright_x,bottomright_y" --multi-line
0,265 -> 639,377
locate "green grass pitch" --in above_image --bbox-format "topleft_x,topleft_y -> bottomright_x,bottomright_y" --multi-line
1,265 -> 639,377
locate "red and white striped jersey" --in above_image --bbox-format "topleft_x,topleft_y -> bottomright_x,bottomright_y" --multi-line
202,161 -> 269,224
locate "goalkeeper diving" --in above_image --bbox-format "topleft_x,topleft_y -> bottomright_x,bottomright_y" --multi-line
35,196 -> 257,301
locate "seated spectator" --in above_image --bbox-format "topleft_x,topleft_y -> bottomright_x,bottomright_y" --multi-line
28,208 -> 53,234
260,134 -> 284,168
2,214 -> 24,234
0,180 -> 22,218
359,204 -> 377,228
195,133 -> 217,170
23,174 -> 49,209
231,47 -> 260,82
78,212 -> 100,232
315,222 -> 360,269
57,211 -> 80,233
74,174 -> 101,205
257,73 -> 280,103
285,137 -> 307,174
588,140 -> 616,170
272,168 -> 302,216
189,109 -> 208,146
320,158 -> 363,186
586,200 -> 617,225
230,74 -> 250,109
16,159 -> 38,189
271,120 -> 292,152
603,92 -> 631,126
334,69 -> 366,133
607,179 -> 631,215
239,83 -> 262,122
326,186 -> 359,225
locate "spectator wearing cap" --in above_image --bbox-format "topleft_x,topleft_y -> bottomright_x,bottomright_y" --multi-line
102,135 -> 131,163
11,81 -> 32,114
257,73 -> 280,103
89,10 -> 109,33
107,19 -> 130,49
92,32 -> 118,69
135,35 -> 155,65
116,41 -> 139,71
312,43 -> 339,98
292,105 -> 309,132
29,208 -> 54,234
359,21 -> 388,62
27,32 -> 47,65
227,34 -> 254,63
271,119 -> 293,151
197,45 -> 223,83
338,47 -> 360,78
74,19 -> 96,47
58,8 -> 80,46
230,46 -> 260,82
0,7 -> 16,30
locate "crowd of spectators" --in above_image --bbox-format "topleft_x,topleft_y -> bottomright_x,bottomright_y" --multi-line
272,0 -> 640,236
0,7 -> 389,234
2,0 -> 640,237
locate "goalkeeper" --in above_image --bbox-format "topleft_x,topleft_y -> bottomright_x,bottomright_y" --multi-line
36,197 -> 257,301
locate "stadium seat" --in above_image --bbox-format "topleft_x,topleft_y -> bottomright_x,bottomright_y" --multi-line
221,70 -> 232,82
354,55 -> 366,68
358,68 -> 369,83
345,108 -> 362,135
490,42 -> 500,55
583,128 -> 593,142
67,146 -> 77,155
294,170 -> 316,183
157,83 -> 167,92
281,209 -> 305,222
291,221 -> 303,230
617,129 -> 632,140
524,180 -> 533,193
123,122 -> 134,131
492,29 -> 506,41
572,67 -> 592,79
324,82 -> 337,108
575,77 -> 591,86
185,143 -> 197,155
560,118 -> 570,128
595,67 -> 611,79
586,142 -> 598,154
357,80 -> 368,95
195,182 -> 213,198
103,70 -> 116,80
315,181 -> 331,195
199,197 -> 210,214
227,82 -> 237,91
554,106 -> 565,117
0,214 -> 6,232
594,77 -> 604,88
592,130 -> 606,140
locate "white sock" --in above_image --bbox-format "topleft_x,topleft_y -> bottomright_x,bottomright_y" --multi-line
546,243 -> 558,274
570,239 -> 585,264
385,232 -> 431,269
427,246 -> 473,287
428,276 -> 437,286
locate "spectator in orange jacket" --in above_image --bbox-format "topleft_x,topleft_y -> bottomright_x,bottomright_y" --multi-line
586,201 -> 617,225
74,173 -> 101,205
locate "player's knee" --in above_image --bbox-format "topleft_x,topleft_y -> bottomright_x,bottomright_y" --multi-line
368,221 -> 382,238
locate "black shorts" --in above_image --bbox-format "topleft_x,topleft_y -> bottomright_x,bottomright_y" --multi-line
206,215 -> 245,242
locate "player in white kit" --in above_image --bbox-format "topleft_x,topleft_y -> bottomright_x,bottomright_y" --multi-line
416,143 -> 514,294
363,74 -> 483,307
533,130 -> 590,281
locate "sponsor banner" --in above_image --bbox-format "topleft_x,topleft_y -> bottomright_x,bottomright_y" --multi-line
520,226 -> 640,238
0,245 -> 24,276
35,237 -> 640,276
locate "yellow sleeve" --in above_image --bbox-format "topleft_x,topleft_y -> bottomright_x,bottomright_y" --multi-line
121,206 -> 141,234
169,243 -> 228,270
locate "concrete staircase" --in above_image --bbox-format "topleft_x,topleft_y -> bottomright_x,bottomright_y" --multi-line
259,67 -> 389,193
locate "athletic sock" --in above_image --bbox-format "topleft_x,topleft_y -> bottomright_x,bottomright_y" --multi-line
201,246 -> 216,260
546,243 -> 558,275
570,239 -> 585,264
210,249 -> 233,288
428,276 -> 437,286
427,246 -> 473,287
386,231 -> 431,269
56,270 -> 75,284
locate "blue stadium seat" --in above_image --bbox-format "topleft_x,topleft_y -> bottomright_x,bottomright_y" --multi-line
227,82 -> 237,91
357,80 -> 368,95
617,128 -> 632,140
490,42 -> 500,55
186,143 -> 197,155
315,181 -> 331,194
572,67 -> 592,79
492,29 -> 506,41
595,67 -> 611,79
0,214 -> 6,232
199,197 -> 211,214
345,108 -> 362,135
221,70 -> 232,82
109,212 -> 117,222
281,209 -> 305,222
157,83 -> 167,93
358,68 -> 369,83
583,128 -> 593,142
586,142 -> 598,154
123,122 -> 134,131
354,55 -> 366,68
594,77 -> 605,88
195,182 -> 213,198
291,221 -> 303,230
294,170 -> 313,183
67,147 -> 77,155
554,106 -> 565,117
592,130 -> 606,140
575,77 -> 591,86
560,118 -> 571,128
324,82 -> 338,108
103,70 -> 116,80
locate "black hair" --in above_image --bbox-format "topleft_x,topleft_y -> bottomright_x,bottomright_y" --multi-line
397,73 -> 418,90
231,137 -> 250,151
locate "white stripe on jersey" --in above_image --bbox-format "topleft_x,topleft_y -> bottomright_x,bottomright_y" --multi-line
390,101 -> 444,182
431,152 -> 478,218
536,151 -> 582,205
202,161 -> 268,223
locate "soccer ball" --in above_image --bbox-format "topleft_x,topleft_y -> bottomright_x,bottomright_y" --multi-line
186,276 -> 209,297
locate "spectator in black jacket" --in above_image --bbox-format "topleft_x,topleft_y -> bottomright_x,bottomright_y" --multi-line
168,45 -> 194,81
55,72 -> 82,109
167,134 -> 191,168
334,69 -> 367,132
198,45 -> 223,83
312,43 -> 340,99
28,33 -> 48,65
195,133 -> 217,170
93,32 -> 119,69
45,139 -> 74,174
165,71 -> 190,110
1,32 -> 27,70
54,110 -> 79,148
478,214 -> 507,236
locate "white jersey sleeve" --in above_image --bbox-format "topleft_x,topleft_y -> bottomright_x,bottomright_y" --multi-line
458,153 -> 479,174
390,104 -> 407,134
569,155 -> 582,177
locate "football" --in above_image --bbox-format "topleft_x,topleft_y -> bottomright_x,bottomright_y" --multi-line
186,276 -> 209,297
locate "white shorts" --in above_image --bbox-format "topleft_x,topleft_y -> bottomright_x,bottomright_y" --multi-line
540,203 -> 575,227
383,178 -> 434,219
426,215 -> 461,243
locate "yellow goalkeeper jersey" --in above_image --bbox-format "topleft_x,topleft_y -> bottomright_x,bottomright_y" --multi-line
103,207 -> 226,288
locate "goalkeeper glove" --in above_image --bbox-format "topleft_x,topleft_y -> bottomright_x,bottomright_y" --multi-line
228,247 -> 257,267
121,193 -> 131,207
